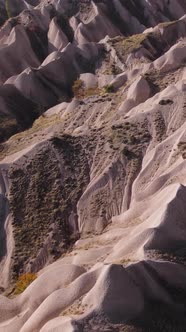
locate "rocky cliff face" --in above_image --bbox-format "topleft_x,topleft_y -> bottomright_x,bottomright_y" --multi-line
1,0 -> 186,331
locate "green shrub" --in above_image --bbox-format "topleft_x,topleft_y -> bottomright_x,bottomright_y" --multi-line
5,0 -> 11,18
104,84 -> 114,93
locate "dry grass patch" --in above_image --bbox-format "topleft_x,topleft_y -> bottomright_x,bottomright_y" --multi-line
0,114 -> 63,161
72,79 -> 107,99
14,273 -> 37,294
10,114 -> 63,141
109,33 -> 148,59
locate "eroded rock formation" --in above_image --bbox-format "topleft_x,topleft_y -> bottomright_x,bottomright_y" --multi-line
1,0 -> 186,331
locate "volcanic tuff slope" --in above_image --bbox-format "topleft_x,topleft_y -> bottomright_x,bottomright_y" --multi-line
1,0 -> 186,331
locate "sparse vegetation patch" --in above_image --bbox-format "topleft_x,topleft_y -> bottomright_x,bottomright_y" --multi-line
9,135 -> 90,279
14,273 -> 37,294
72,79 -> 101,99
